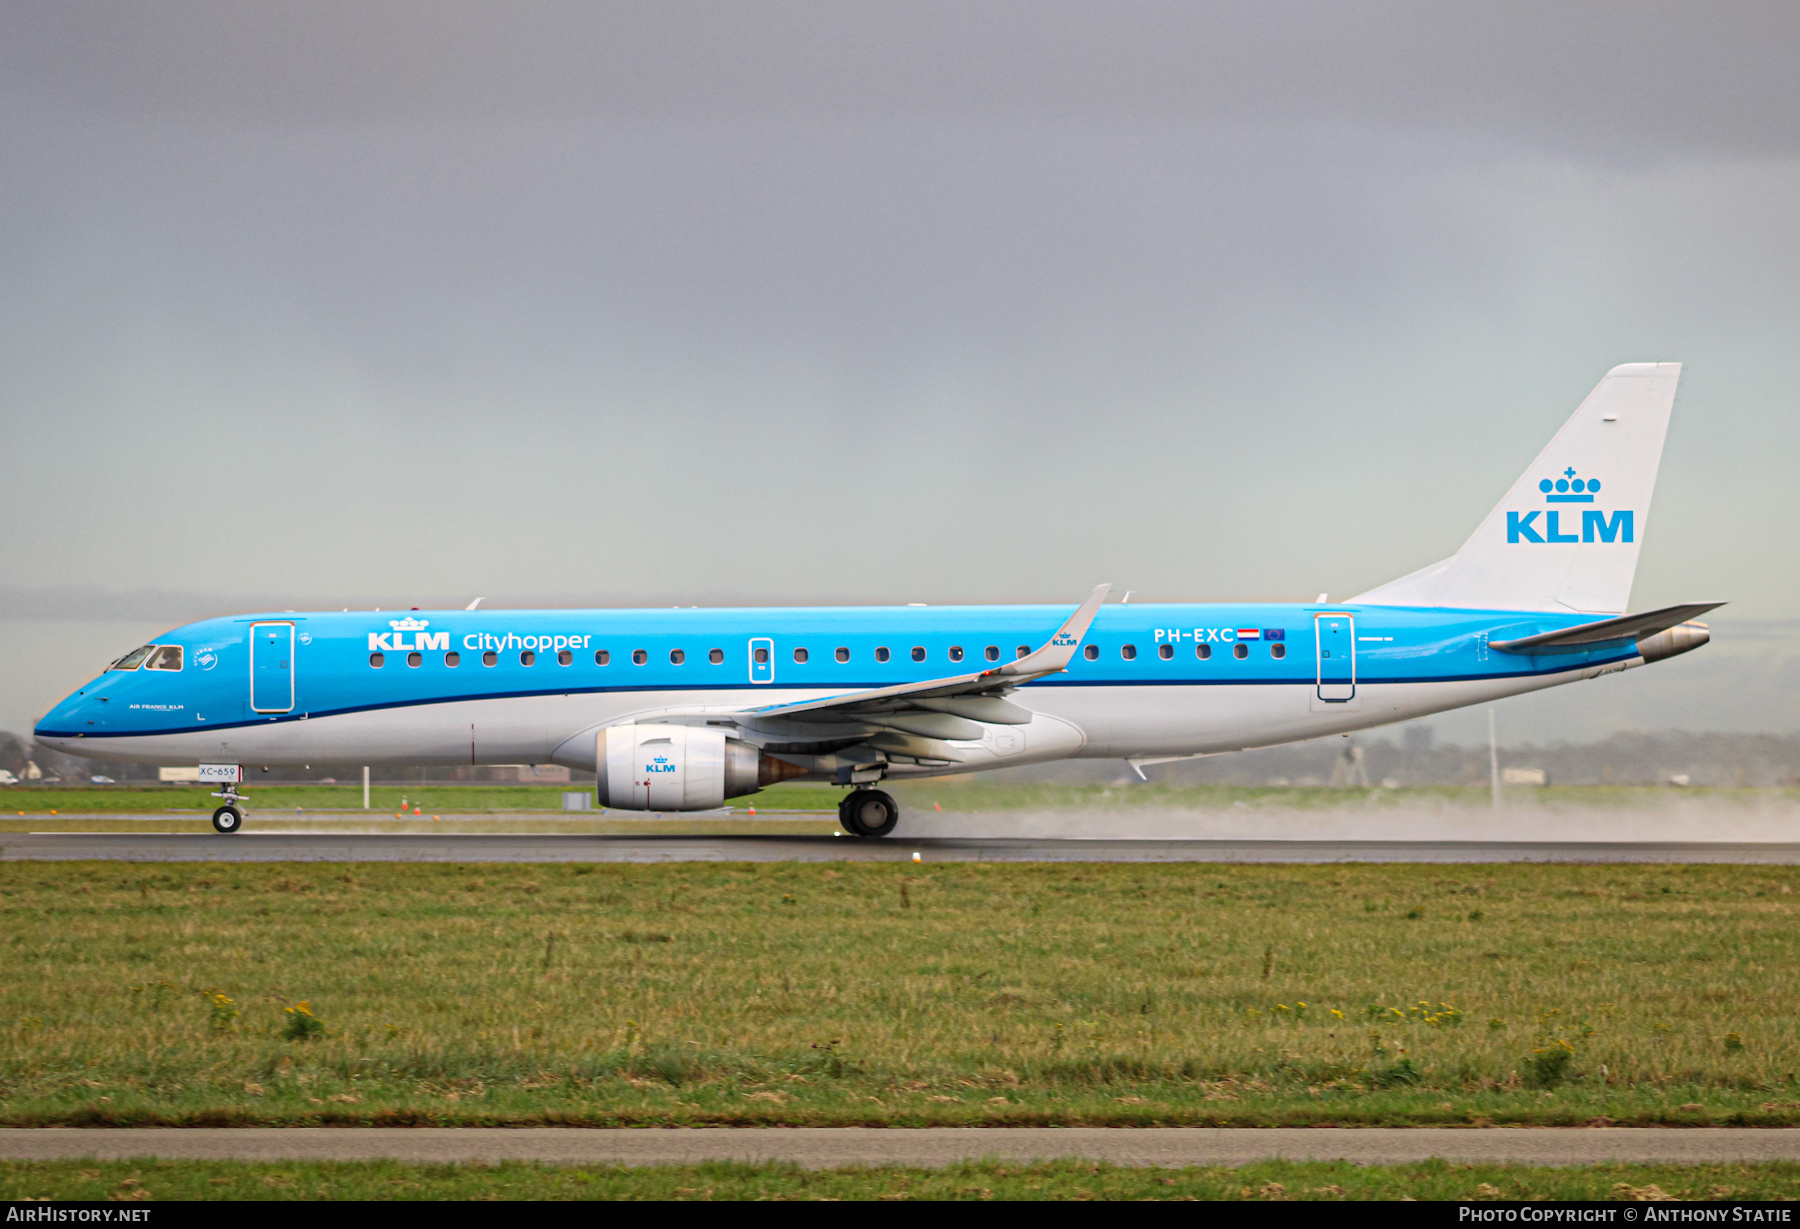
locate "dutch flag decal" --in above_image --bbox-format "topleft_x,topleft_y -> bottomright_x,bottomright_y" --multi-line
1235,628 -> 1261,640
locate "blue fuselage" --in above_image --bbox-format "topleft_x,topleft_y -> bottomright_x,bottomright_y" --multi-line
37,602 -> 1633,768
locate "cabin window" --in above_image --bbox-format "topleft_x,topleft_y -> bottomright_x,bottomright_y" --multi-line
875,646 -> 891,663
445,651 -> 460,667
1121,644 -> 1137,660
558,649 -> 573,666
110,646 -> 155,672
1271,643 -> 1286,660
753,647 -> 769,664
985,645 -> 1000,662
793,647 -> 809,664
1017,645 -> 1030,659
1158,643 -> 1174,660
949,645 -> 963,662
520,650 -> 536,666
633,649 -> 648,665
1233,642 -> 1248,660
911,646 -> 926,662
482,651 -> 498,667
143,646 -> 183,671
835,647 -> 850,663
407,651 -> 422,668
595,650 -> 610,666
1083,644 -> 1099,661
710,648 -> 725,664
369,652 -> 385,668
670,649 -> 686,665
1196,643 -> 1212,660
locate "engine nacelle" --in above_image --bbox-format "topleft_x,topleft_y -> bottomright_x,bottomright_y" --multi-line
595,724 -> 802,811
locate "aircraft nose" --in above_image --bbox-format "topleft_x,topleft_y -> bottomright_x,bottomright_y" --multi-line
34,690 -> 93,747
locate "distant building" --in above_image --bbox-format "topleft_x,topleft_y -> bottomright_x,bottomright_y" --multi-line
1502,767 -> 1548,786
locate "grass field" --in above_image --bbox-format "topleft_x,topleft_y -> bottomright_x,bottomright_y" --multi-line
2,859 -> 1798,1127
1,1159 -> 1793,1201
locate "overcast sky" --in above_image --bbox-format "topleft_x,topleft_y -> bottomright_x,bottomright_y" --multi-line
2,2 -> 1797,740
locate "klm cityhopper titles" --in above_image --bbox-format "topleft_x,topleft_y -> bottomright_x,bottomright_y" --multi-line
37,363 -> 1718,837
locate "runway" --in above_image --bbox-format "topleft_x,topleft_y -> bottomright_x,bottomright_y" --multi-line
2,1127 -> 1797,1167
5,832 -> 1800,863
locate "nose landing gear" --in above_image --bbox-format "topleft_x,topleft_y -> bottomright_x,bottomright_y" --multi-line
839,788 -> 899,838
210,781 -> 247,834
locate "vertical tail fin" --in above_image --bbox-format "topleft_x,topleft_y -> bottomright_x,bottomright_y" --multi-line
1353,362 -> 1680,614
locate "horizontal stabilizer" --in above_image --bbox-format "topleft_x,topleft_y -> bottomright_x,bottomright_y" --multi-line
1489,602 -> 1724,655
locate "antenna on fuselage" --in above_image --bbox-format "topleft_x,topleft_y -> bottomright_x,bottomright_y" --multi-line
466,597 -> 483,610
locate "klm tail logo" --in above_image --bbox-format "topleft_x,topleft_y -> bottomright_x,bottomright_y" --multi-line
1507,468 -> 1633,545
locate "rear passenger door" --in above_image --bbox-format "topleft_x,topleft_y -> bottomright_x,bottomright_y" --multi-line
1314,614 -> 1355,704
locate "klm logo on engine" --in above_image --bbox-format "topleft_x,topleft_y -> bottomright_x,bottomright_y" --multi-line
368,617 -> 450,653
645,756 -> 676,775
1507,468 -> 1633,545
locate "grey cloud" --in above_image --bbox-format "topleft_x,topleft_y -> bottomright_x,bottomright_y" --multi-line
2,2 -> 1798,157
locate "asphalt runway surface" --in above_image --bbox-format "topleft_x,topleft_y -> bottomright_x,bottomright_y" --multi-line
5,832 -> 1800,863
3,1128 -> 1798,1167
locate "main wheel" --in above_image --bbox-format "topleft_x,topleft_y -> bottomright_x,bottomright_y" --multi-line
211,805 -> 244,834
841,789 -> 899,838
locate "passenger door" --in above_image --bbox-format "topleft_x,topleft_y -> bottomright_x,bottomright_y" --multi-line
1314,613 -> 1355,704
250,622 -> 295,713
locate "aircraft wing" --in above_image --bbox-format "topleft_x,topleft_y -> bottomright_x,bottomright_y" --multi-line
736,583 -> 1112,725
1488,601 -> 1724,655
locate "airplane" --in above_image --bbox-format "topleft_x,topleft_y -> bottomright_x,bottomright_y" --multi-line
35,362 -> 1718,837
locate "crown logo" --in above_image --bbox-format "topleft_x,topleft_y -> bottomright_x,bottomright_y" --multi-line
1539,467 -> 1599,504
388,617 -> 430,631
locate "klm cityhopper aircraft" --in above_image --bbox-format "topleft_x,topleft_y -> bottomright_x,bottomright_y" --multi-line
38,363 -> 1718,837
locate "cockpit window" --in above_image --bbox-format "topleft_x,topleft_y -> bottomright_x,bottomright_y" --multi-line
109,646 -> 155,671
143,646 -> 183,671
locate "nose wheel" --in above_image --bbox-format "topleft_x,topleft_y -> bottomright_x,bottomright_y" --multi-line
209,779 -> 248,834
839,788 -> 899,838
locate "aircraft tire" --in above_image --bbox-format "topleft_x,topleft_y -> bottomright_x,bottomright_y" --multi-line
841,789 -> 898,838
211,805 -> 244,834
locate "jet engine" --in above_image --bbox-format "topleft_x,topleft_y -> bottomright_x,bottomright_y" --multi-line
595,724 -> 805,811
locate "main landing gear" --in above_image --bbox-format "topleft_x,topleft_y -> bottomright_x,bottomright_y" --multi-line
839,788 -> 899,838
211,783 -> 247,834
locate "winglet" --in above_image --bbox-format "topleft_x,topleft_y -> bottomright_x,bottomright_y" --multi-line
999,584 -> 1111,678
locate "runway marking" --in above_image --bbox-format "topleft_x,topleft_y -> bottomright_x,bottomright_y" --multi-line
1,1127 -> 1797,1167
4,834 -> 1800,863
